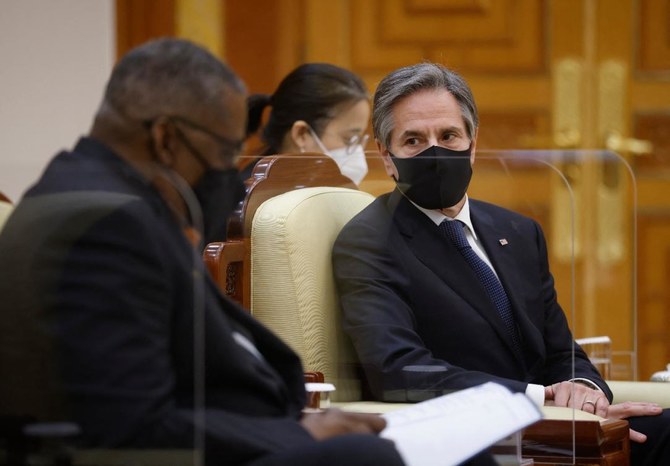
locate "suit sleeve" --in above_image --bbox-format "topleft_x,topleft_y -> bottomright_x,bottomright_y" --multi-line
332,218 -> 529,402
45,199 -> 313,465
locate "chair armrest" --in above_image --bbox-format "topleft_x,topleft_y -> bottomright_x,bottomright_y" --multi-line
203,240 -> 248,307
608,380 -> 670,408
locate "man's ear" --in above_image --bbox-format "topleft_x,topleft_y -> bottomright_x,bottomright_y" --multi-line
377,139 -> 398,181
290,120 -> 311,152
149,117 -> 177,167
470,127 -> 478,166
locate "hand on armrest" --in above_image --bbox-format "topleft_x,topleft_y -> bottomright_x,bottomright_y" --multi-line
606,401 -> 663,443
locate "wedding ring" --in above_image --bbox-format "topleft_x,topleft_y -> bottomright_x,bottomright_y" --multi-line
582,400 -> 596,409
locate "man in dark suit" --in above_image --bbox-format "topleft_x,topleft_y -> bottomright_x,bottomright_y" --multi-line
333,62 -> 670,465
0,38 -> 405,466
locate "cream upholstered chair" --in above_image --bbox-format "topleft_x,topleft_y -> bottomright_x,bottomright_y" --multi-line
203,154 -> 635,463
0,193 -> 13,232
240,186 -> 634,464
249,186 -> 375,402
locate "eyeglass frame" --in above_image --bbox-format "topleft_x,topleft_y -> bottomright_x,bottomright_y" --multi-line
308,125 -> 370,155
144,115 -> 245,164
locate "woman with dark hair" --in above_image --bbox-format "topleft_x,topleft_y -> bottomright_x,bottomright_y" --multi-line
242,63 -> 370,184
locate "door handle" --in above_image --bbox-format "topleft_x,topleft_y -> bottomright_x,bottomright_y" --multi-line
605,131 -> 653,156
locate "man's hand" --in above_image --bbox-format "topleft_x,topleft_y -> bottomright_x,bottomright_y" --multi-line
544,381 -> 610,418
545,382 -> 664,443
300,408 -> 387,440
605,401 -> 663,443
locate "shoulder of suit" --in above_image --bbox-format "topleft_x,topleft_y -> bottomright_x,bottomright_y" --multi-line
470,198 -> 537,225
337,192 -> 393,237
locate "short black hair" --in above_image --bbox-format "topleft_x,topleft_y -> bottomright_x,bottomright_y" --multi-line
104,37 -> 245,121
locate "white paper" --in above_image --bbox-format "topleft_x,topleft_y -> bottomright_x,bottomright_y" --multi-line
381,382 -> 542,466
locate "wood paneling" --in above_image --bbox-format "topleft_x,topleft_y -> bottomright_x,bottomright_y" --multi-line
225,0 -> 289,94
637,214 -> 670,379
116,0 -> 175,60
637,0 -> 670,72
633,113 -> 670,172
350,0 -> 546,76
113,0 -> 670,380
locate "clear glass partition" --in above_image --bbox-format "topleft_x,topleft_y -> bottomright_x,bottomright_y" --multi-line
0,148 -> 636,466
473,149 -> 637,382
231,149 -> 637,465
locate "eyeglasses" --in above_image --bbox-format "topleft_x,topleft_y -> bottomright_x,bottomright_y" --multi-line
343,133 -> 369,155
145,116 -> 244,163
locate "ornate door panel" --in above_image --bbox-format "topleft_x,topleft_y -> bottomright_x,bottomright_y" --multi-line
118,0 -> 670,380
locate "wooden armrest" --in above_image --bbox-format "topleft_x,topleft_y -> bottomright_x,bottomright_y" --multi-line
304,371 -> 325,384
203,240 -> 248,307
304,371 -> 325,409
523,410 -> 630,466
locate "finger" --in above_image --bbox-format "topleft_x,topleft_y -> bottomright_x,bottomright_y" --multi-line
342,411 -> 387,433
629,428 -> 648,444
551,382 -> 572,407
581,399 -> 597,414
607,402 -> 662,419
594,398 -> 609,418
355,413 -> 386,433
544,384 -> 555,400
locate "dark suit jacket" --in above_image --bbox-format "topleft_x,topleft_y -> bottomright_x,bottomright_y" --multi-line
0,138 -> 313,465
333,189 -> 611,402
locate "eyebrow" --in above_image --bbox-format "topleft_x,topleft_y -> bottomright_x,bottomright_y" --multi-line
396,126 -> 464,140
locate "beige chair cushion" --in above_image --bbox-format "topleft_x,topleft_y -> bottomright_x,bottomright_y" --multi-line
608,380 -> 670,408
0,201 -> 13,232
250,187 -> 375,402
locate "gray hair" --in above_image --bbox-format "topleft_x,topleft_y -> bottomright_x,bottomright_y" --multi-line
104,37 -> 245,121
372,63 -> 478,148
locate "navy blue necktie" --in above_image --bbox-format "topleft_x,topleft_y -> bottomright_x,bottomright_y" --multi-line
440,220 -> 521,353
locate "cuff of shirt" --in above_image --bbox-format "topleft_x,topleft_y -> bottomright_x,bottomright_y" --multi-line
570,377 -> 604,393
525,383 -> 545,407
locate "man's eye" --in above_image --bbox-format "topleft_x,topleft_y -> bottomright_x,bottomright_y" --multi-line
405,138 -> 418,146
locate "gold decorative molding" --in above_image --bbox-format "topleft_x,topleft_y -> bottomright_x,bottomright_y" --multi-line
552,58 -> 582,148
551,59 -> 583,262
636,0 -> 670,72
598,60 -> 626,144
351,0 -> 545,73
175,0 -> 223,57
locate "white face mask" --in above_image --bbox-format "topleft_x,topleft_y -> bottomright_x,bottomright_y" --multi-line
309,128 -> 369,185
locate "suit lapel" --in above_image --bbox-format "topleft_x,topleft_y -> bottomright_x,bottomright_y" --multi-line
389,193 -> 515,346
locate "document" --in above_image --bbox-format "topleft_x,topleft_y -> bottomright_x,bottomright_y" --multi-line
381,382 -> 542,466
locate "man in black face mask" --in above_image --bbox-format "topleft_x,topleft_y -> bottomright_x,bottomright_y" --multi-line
333,62 -> 670,466
0,38 -> 405,466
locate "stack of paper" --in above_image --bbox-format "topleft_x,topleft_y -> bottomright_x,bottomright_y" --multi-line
381,382 -> 542,466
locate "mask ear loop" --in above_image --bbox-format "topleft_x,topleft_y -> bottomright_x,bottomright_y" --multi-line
172,124 -> 213,172
307,125 -> 330,155
154,163 -> 205,252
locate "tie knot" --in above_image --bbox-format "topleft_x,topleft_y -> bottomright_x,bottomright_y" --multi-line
440,220 -> 469,250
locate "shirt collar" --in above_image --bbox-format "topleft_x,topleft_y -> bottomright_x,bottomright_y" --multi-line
411,195 -> 479,241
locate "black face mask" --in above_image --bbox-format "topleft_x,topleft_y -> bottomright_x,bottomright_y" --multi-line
192,168 -> 246,243
391,145 -> 472,209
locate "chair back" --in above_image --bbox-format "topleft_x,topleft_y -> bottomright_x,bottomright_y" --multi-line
204,154 -> 355,308
250,187 -> 375,401
0,191 -> 13,233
